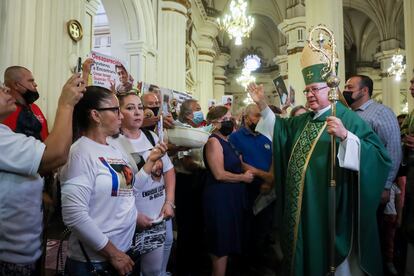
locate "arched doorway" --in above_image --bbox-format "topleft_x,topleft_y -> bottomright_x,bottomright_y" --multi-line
92,0 -> 158,83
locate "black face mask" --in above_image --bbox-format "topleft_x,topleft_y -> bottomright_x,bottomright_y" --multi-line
248,122 -> 257,132
342,91 -> 355,106
219,120 -> 234,136
22,89 -> 40,104
149,107 -> 160,116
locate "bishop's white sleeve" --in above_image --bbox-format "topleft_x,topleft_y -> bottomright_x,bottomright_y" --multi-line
337,131 -> 360,171
256,106 -> 276,142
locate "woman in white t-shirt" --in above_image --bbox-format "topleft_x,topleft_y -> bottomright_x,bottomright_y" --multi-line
110,91 -> 175,276
60,86 -> 167,276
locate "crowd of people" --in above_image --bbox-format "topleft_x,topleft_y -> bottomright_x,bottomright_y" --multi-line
1,43 -> 414,276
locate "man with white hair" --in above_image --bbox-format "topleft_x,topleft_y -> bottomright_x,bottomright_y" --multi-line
247,44 -> 391,275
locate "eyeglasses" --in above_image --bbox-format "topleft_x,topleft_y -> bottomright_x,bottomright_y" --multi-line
303,86 -> 328,95
96,106 -> 121,115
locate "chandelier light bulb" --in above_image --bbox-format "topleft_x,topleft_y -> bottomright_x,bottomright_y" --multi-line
217,0 -> 255,46
387,53 -> 406,82
244,54 -> 261,72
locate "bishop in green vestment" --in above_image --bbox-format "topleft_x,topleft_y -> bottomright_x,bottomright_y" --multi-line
247,45 -> 391,276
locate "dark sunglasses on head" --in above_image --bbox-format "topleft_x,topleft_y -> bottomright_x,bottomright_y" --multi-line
95,106 -> 121,115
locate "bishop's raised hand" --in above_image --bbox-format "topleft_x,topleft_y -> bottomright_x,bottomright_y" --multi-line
247,82 -> 267,111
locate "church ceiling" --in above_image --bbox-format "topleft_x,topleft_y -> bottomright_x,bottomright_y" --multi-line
210,0 -> 404,66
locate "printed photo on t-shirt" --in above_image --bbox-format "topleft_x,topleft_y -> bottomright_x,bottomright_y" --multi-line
99,157 -> 134,197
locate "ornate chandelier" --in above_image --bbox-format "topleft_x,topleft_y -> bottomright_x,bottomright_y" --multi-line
387,53 -> 406,81
244,54 -> 261,71
217,0 -> 255,46
237,68 -> 256,89
237,54 -> 260,92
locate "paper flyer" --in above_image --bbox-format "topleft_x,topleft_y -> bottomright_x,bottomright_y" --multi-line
208,99 -> 216,110
273,76 -> 289,106
222,95 -> 233,109
139,82 -> 192,115
89,51 -> 134,93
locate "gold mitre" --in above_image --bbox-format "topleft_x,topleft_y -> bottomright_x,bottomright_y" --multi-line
300,44 -> 338,85
300,43 -> 348,106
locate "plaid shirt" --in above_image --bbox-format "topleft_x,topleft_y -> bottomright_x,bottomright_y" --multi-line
355,99 -> 402,189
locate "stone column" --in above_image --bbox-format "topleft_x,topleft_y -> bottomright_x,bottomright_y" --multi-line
278,16 -> 307,106
197,43 -> 216,113
157,0 -> 188,91
213,52 -> 231,102
196,22 -> 218,113
124,41 -> 157,85
404,0 -> 414,110
306,0 -> 345,85
375,48 -> 404,114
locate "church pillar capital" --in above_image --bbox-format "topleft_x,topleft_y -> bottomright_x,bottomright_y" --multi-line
199,21 -> 219,42
157,0 -> 188,91
273,54 -> 288,77
214,52 -> 231,69
379,39 -> 401,52
286,2 -> 305,19
305,0 -> 345,85
374,48 -> 405,113
160,0 -> 189,17
213,53 -> 231,100
278,17 -> 306,54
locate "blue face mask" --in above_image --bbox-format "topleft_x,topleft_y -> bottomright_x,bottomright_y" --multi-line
192,111 -> 204,125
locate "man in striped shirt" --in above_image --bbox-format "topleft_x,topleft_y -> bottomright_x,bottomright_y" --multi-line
344,75 -> 401,201
344,74 -> 402,275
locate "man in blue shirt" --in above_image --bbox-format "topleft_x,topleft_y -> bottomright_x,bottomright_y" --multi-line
229,103 -> 274,273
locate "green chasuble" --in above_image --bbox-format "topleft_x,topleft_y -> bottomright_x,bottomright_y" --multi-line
273,102 -> 391,276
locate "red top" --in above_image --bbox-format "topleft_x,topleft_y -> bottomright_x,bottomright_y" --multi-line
3,103 -> 49,141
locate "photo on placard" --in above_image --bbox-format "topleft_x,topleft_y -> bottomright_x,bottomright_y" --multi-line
89,51 -> 134,93
208,99 -> 216,110
222,95 -> 233,109
114,63 -> 134,94
139,82 -> 192,117
172,90 -> 192,114
273,76 -> 288,106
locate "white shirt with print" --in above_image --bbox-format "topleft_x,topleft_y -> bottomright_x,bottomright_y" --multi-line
0,124 -> 46,264
60,136 -> 137,262
109,132 -> 173,220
